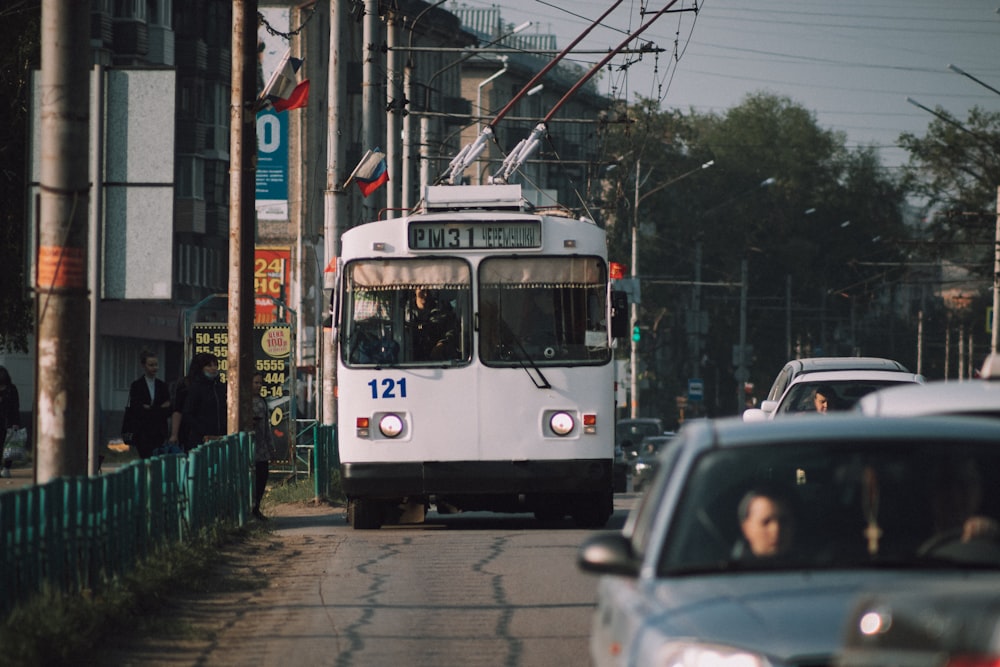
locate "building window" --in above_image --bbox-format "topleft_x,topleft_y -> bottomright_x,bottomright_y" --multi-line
177,156 -> 204,200
147,0 -> 172,28
114,0 -> 147,20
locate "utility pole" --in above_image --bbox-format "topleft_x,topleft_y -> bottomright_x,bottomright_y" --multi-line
385,10 -> 401,216
630,160 -> 640,418
736,259 -> 749,414
36,0 -> 91,483
228,0 -> 257,435
363,0 -> 382,217
323,0 -> 346,425
993,186 -> 999,354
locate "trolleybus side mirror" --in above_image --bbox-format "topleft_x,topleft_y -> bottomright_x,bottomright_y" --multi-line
611,291 -> 629,339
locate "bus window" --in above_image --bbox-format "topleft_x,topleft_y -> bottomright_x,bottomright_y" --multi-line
342,258 -> 471,367
479,256 -> 610,366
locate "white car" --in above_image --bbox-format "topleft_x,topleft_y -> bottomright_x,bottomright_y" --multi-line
577,415 -> 1000,667
856,353 -> 1000,419
744,368 -> 924,421
762,357 -> 914,403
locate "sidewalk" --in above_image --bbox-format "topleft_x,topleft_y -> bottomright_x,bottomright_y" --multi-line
0,459 -> 124,494
0,462 -> 35,492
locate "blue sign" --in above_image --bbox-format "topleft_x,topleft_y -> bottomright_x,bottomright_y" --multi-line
256,110 -> 288,201
688,378 -> 704,401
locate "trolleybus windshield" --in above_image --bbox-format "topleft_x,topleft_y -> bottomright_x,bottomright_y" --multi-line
343,258 -> 472,367
479,256 -> 610,366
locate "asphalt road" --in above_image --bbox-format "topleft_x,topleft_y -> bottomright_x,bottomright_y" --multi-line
93,494 -> 637,666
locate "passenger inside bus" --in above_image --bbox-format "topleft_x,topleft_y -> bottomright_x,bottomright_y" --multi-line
405,287 -> 460,361
347,290 -> 399,365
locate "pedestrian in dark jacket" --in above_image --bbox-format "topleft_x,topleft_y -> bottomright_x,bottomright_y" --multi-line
123,351 -> 172,459
251,371 -> 275,520
182,352 -> 227,449
0,366 -> 21,477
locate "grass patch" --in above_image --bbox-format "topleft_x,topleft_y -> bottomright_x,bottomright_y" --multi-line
0,523 -> 267,667
262,467 -> 345,508
1,471 -> 345,666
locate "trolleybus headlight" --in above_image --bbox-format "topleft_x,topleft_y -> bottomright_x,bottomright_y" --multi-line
549,411 -> 574,436
379,413 -> 404,438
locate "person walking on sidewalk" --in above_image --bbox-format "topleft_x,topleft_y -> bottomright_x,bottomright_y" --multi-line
0,366 -> 21,478
251,371 -> 276,520
182,353 -> 227,449
123,351 -> 173,459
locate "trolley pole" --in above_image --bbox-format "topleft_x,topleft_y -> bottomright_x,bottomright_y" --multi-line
35,0 -> 91,483
227,0 -> 257,435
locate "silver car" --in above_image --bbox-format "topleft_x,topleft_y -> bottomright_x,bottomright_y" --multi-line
578,416 -> 1000,667
856,353 -> 1000,419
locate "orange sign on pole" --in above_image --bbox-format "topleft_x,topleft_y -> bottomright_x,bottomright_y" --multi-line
254,246 -> 291,323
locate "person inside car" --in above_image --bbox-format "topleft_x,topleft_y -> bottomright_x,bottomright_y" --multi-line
812,385 -> 835,413
735,484 -> 797,558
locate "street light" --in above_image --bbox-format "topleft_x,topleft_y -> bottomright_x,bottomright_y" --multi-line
909,78 -> 1000,354
946,64 -> 1000,355
628,158 -> 716,419
406,18 -> 531,195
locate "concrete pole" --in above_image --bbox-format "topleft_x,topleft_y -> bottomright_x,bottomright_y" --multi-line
630,160 -> 640,418
785,274 -> 791,361
419,115 -> 431,190
993,186 -> 999,354
385,11 -> 401,217
88,65 -> 105,476
917,310 -> 924,375
36,0 -> 91,482
737,259 -> 748,414
322,0 -> 346,426
363,0 -> 381,218
227,0 -> 257,435
402,55 -> 414,209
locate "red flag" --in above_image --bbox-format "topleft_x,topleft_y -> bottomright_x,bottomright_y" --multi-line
257,48 -> 309,112
271,80 -> 310,112
353,149 -> 389,197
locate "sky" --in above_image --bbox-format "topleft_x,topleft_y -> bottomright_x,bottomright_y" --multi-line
451,0 -> 1000,170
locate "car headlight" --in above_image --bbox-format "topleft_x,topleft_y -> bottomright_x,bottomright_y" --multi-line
651,641 -> 769,667
634,462 -> 652,474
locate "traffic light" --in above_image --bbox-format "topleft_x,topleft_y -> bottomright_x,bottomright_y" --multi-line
632,324 -> 641,342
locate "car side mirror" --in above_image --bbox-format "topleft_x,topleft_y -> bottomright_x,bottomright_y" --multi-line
577,533 -> 640,578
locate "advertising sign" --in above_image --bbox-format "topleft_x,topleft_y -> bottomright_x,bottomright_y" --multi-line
255,109 -> 289,220
191,322 -> 294,461
254,246 -> 291,324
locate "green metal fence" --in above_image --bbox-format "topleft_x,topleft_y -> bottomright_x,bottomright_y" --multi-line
0,425 -> 338,616
312,424 -> 338,500
0,433 -> 250,615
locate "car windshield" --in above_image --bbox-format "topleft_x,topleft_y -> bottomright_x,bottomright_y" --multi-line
659,439 -> 1000,575
639,437 -> 670,456
617,421 -> 663,446
777,380 -> 912,414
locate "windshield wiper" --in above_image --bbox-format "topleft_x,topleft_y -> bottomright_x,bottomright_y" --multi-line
498,317 -> 551,389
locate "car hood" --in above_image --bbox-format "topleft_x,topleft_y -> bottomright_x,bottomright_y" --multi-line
641,571 -> 999,663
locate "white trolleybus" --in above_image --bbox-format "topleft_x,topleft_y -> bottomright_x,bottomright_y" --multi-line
334,183 -> 626,529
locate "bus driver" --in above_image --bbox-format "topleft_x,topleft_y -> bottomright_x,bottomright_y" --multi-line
405,287 -> 459,361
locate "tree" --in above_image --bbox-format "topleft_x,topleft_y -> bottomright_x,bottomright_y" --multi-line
0,0 -> 40,352
899,106 -> 1000,276
599,92 -> 911,418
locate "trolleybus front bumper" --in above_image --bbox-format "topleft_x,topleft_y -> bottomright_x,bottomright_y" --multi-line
340,459 -> 612,498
